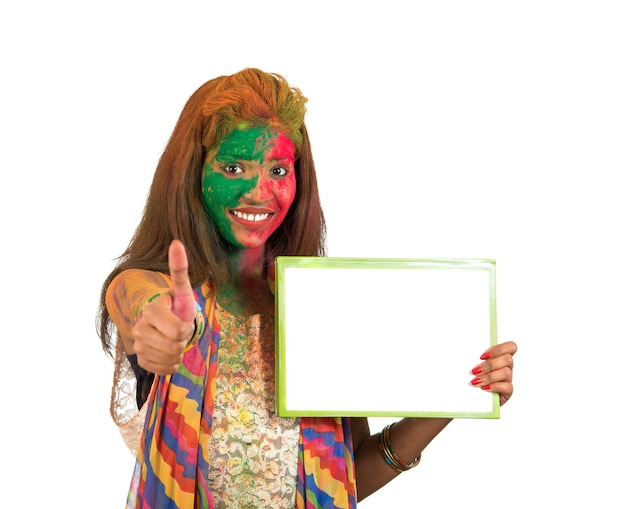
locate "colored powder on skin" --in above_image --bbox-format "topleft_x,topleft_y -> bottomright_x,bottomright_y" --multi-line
202,126 -> 281,246
215,126 -> 279,165
202,125 -> 293,310
202,168 -> 257,246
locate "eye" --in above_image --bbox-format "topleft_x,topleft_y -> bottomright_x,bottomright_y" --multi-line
224,163 -> 244,175
271,166 -> 289,177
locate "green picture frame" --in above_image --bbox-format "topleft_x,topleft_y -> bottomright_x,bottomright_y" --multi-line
275,257 -> 499,419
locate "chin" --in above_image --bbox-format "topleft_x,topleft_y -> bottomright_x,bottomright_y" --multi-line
233,236 -> 272,250
232,226 -> 279,250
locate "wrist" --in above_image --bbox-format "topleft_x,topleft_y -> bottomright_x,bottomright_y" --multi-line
185,301 -> 204,348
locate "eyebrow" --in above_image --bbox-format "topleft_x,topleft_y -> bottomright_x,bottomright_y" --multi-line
271,156 -> 295,164
214,151 -> 250,161
214,153 -> 294,164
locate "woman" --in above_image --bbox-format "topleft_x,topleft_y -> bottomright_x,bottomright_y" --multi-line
98,68 -> 517,508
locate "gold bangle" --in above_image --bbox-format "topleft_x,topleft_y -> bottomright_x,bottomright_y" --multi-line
378,436 -> 404,473
185,302 -> 204,348
378,423 -> 421,473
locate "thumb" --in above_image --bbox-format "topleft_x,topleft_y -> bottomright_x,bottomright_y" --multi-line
168,239 -> 196,322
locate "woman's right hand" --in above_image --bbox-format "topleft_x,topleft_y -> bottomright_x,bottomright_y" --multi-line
131,240 -> 197,375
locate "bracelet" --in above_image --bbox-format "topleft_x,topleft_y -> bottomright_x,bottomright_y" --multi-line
378,423 -> 421,473
185,301 -> 205,348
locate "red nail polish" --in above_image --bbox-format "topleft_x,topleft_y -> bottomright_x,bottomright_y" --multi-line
481,385 -> 491,391
471,377 -> 482,386
480,351 -> 492,360
471,366 -> 483,375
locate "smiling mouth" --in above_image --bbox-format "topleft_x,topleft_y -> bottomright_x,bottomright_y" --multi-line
231,210 -> 272,222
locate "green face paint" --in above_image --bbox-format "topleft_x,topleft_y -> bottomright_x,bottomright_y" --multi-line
214,126 -> 279,165
202,167 -> 257,246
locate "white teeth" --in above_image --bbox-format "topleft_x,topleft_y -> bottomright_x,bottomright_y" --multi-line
232,210 -> 270,222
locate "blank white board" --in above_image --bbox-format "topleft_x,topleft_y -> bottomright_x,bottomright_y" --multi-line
274,257 -> 499,418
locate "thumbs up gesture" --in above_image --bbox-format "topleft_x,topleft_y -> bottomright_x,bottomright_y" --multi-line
132,240 -> 197,374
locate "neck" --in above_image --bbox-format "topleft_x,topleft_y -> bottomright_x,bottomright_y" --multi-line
218,245 -> 273,315
229,245 -> 266,279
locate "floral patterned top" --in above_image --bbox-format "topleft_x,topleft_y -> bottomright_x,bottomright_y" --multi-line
207,303 -> 300,508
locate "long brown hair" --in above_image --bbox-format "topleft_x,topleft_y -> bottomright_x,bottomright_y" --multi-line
98,68 -> 326,355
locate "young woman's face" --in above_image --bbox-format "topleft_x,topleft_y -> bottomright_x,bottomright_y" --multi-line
202,125 -> 297,249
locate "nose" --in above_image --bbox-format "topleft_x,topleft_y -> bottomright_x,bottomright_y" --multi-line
243,173 -> 271,203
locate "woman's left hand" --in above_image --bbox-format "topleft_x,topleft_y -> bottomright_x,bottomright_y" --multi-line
470,341 -> 517,405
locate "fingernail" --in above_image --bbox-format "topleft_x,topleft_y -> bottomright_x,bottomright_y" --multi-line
481,385 -> 491,391
480,351 -> 492,360
471,366 -> 483,375
471,377 -> 482,386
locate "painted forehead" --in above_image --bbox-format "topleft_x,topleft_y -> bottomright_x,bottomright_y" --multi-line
214,125 -> 296,164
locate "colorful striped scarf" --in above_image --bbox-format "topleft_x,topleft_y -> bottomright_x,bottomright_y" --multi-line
126,285 -> 357,508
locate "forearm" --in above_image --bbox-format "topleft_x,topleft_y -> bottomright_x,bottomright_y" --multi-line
354,417 -> 452,501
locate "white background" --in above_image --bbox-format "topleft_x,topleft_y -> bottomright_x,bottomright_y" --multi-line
1,1 -> 624,507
